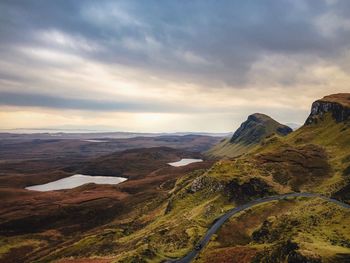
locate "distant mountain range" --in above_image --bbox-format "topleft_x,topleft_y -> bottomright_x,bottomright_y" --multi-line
0,129 -> 229,139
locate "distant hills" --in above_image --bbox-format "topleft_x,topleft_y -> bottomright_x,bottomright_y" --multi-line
0,129 -> 229,139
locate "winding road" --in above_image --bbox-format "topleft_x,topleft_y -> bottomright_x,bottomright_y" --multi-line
169,192 -> 350,263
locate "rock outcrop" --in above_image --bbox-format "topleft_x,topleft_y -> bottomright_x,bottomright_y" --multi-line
305,93 -> 350,125
206,113 -> 292,158
224,177 -> 274,204
190,175 -> 224,193
230,113 -> 292,145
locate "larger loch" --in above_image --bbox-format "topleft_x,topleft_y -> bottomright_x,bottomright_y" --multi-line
25,174 -> 127,191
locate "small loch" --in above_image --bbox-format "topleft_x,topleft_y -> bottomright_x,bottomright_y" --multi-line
82,140 -> 108,143
168,158 -> 203,167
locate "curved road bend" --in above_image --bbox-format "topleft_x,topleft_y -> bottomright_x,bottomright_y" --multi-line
169,192 -> 350,263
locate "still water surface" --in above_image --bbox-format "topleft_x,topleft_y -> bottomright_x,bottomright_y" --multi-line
25,174 -> 127,191
168,158 -> 203,167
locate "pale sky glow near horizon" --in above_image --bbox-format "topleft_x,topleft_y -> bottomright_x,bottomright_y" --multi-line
1,0 -> 350,132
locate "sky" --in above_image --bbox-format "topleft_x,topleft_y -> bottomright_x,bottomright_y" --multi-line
0,0 -> 350,132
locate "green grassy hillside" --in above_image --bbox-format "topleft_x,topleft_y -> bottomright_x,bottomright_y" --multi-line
195,93 -> 350,262
195,197 -> 350,263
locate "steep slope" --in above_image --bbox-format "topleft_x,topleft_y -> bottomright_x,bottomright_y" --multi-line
195,93 -> 350,262
206,113 -> 292,158
104,93 -> 349,262
246,93 -> 350,193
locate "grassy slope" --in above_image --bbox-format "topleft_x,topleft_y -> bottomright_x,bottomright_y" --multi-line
1,100 -> 349,262
254,114 -> 350,194
195,197 -> 350,263
205,138 -> 255,158
14,169 -> 233,263
87,102 -> 350,262
134,113 -> 349,262
22,114 -> 348,262
195,113 -> 350,262
319,93 -> 350,107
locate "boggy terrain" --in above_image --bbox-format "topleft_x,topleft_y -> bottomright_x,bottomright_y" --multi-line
195,197 -> 350,263
0,139 -> 215,262
0,134 -> 219,189
1,93 -> 350,263
0,134 -> 219,162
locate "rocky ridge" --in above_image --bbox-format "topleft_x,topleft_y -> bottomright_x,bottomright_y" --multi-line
230,113 -> 292,145
206,113 -> 292,158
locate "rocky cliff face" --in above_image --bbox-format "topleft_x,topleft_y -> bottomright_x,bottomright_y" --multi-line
305,93 -> 350,125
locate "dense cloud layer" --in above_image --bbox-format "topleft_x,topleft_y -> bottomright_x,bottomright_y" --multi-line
0,0 -> 350,131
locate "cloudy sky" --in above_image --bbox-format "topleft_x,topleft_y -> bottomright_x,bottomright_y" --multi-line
0,0 -> 349,132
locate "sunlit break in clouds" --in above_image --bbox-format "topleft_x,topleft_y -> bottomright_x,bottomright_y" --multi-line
1,0 -> 350,132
